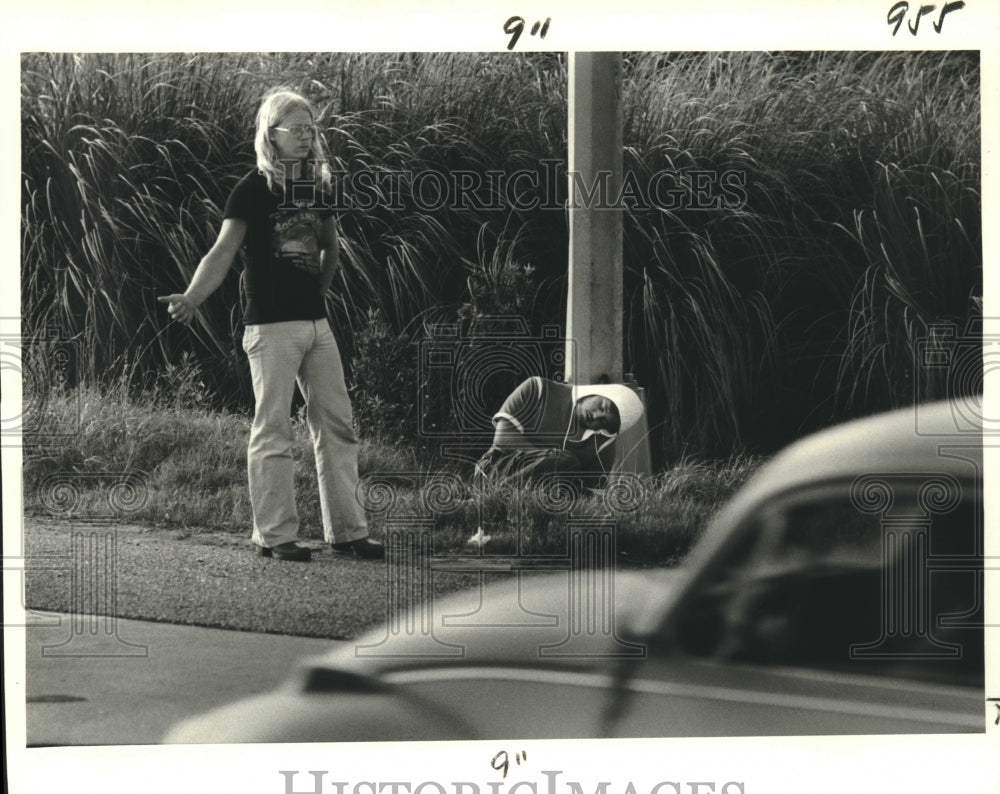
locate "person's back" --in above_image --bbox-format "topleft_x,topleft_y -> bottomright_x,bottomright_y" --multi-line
475,376 -> 644,488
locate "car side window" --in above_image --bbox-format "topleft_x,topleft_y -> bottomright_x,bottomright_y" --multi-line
673,490 -> 983,687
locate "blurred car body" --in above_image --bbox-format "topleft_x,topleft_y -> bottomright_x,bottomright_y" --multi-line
166,399 -> 985,742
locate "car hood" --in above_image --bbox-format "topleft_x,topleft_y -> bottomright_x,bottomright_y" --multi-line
164,567 -> 683,743
292,566 -> 681,685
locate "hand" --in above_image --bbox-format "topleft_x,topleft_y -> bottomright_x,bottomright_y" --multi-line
544,449 -> 579,465
158,294 -> 196,325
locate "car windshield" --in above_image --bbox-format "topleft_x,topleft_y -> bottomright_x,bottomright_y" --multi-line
670,485 -> 984,687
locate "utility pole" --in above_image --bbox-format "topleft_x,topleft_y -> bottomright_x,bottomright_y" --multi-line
566,51 -> 623,385
565,52 -> 650,474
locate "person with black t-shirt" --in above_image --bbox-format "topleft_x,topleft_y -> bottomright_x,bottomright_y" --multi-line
159,88 -> 383,562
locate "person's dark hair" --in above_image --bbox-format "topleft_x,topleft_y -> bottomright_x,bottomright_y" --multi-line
606,402 -> 621,434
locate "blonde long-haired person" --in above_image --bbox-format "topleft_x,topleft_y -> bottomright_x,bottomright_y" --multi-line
159,88 -> 383,562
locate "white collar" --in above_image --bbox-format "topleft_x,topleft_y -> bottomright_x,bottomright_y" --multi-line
579,428 -> 617,443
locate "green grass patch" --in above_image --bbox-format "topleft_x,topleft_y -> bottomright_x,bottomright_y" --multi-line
23,387 -> 761,564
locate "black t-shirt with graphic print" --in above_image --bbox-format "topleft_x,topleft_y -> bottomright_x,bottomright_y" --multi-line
223,169 -> 334,325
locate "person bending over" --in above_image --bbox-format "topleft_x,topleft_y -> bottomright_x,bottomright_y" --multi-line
475,376 -> 645,490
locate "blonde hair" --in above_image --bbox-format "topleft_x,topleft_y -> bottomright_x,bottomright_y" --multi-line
254,88 -> 332,192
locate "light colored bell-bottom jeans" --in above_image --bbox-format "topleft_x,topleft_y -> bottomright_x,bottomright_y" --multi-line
242,319 -> 368,548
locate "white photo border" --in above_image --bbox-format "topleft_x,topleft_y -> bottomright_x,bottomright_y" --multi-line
4,1 -> 998,793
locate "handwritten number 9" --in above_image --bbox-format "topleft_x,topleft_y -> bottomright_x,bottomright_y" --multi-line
504,17 -> 525,50
504,16 -> 550,50
491,751 -> 510,778
887,1 -> 965,35
491,749 -> 527,778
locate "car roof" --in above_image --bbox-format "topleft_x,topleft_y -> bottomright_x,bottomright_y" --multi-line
672,397 -> 982,595
747,398 -> 977,490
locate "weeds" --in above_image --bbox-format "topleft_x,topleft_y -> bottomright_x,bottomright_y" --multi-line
21,51 -> 980,466
22,385 -> 759,563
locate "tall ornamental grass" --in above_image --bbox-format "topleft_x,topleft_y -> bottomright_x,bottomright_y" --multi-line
21,52 -> 567,415
618,51 -> 979,456
22,51 -> 980,465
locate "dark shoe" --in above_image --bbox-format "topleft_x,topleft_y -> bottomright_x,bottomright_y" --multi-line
330,536 -> 385,560
255,541 -> 312,562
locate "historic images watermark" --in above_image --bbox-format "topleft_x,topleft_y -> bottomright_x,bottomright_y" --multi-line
352,315 -> 649,660
277,159 -> 748,213
351,315 -> 993,671
26,474 -> 151,657
277,771 -> 746,794
1,321 -> 80,448
913,319 -> 999,437
848,471 -> 984,661
840,317 -> 991,665
3,318 -> 149,653
3,318 -> 78,630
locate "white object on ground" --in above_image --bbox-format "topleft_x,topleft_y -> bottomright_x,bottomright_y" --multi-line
466,527 -> 492,547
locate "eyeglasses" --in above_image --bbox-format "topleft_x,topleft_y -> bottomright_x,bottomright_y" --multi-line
272,124 -> 318,138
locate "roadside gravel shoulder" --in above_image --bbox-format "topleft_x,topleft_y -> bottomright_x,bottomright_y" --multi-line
23,517 -> 479,639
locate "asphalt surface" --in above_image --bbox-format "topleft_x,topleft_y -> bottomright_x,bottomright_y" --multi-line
22,611 -> 338,745
18,517 -> 483,746
23,517 -> 479,639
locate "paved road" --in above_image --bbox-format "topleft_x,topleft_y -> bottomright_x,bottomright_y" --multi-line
17,517 -> 481,746
22,611 -> 339,745
23,517 -> 479,638
16,518 -> 663,746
